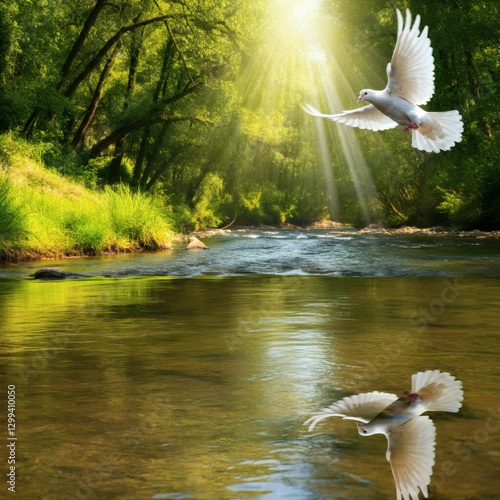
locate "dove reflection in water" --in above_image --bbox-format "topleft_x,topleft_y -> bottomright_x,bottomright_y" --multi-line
304,9 -> 464,153
305,370 -> 464,500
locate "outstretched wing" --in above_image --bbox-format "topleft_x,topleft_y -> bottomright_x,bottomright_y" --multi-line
411,370 -> 464,413
386,415 -> 436,500
304,104 -> 398,132
386,9 -> 435,105
305,391 -> 397,432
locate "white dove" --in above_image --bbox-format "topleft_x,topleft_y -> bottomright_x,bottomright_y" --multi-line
305,370 -> 464,500
304,9 -> 464,153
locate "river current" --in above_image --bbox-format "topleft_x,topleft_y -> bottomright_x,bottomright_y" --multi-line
1,229 -> 499,499
1,228 -> 499,278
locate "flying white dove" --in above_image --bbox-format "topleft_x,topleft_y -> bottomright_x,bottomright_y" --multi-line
305,370 -> 464,500
304,9 -> 464,153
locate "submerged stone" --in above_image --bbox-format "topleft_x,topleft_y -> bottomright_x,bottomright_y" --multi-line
31,267 -> 84,279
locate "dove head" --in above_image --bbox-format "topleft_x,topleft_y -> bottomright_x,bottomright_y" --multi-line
357,89 -> 372,103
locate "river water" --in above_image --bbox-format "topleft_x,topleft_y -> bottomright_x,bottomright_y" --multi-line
1,229 -> 500,499
2,229 -> 500,278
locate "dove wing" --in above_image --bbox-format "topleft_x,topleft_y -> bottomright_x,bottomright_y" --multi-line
386,8 -> 435,105
303,104 -> 398,132
386,416 -> 436,500
411,370 -> 464,413
305,391 -> 397,432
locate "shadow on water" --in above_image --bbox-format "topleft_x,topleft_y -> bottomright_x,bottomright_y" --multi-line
1,274 -> 500,499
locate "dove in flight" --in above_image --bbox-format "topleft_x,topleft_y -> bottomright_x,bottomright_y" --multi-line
305,370 -> 464,500
304,9 -> 464,153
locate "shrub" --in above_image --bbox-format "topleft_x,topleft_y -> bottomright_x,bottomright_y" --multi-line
437,188 -> 481,230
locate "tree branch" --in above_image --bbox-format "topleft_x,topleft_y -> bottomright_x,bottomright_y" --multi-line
376,195 -> 406,220
71,44 -> 119,151
63,13 -> 185,97
151,0 -> 199,88
56,0 -> 109,91
83,112 -> 213,159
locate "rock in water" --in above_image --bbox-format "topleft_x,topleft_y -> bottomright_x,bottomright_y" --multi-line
187,237 -> 208,250
31,267 -> 68,279
31,267 -> 85,279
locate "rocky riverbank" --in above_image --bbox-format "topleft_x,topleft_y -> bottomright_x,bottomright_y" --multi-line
354,224 -> 500,238
191,222 -> 500,239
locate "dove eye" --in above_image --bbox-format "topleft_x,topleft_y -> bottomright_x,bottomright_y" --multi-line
364,92 -> 368,95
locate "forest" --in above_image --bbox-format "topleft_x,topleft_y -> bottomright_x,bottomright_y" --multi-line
0,0 -> 499,257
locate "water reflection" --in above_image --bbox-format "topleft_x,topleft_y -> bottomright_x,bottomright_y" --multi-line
1,276 -> 499,499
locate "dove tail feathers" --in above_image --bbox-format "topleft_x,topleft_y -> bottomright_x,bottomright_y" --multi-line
304,411 -> 337,432
411,370 -> 464,413
412,110 -> 463,153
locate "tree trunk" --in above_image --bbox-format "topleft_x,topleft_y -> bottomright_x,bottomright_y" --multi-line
83,107 -> 203,159
71,45 -> 119,151
56,0 -> 109,91
64,14 -> 180,99
24,0 -> 109,136
108,22 -> 144,184
107,136 -> 126,184
132,127 -> 150,187
23,110 -> 37,137
132,39 -> 175,186
145,147 -> 182,190
464,48 -> 492,138
140,122 -> 170,188
376,195 -> 407,221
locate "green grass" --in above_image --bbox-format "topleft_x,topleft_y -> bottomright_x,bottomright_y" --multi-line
0,133 -> 175,261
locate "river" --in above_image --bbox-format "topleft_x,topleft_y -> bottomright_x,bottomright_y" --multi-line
1,229 -> 499,499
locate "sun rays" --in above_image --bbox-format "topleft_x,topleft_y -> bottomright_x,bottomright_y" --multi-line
235,0 -> 383,223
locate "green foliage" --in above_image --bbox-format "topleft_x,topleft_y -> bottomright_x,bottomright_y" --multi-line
437,188 -> 481,230
0,1 -> 20,83
0,0 -> 498,240
0,131 -> 48,165
237,184 -> 297,225
173,204 -> 199,232
190,173 -> 228,229
0,133 -> 175,259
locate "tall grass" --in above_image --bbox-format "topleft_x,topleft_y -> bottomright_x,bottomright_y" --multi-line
0,174 -> 28,247
0,133 -> 175,261
104,184 -> 173,249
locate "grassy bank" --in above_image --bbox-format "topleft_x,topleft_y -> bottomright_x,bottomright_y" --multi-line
0,134 -> 175,262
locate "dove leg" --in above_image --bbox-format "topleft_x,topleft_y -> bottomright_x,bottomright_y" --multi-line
410,122 -> 419,130
403,126 -> 410,133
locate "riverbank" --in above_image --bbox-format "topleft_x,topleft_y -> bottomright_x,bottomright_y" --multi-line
0,136 -> 175,262
5,220 -> 499,265
192,222 -> 500,239
2,134 -> 498,264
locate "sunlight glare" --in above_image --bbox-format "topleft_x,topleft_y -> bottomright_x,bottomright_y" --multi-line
291,0 -> 321,40
292,0 -> 320,20
238,0 -> 382,224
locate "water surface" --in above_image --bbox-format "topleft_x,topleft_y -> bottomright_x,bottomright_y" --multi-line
1,229 -> 500,278
1,230 -> 500,499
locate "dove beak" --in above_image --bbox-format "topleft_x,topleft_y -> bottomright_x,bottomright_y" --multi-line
357,97 -> 363,103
